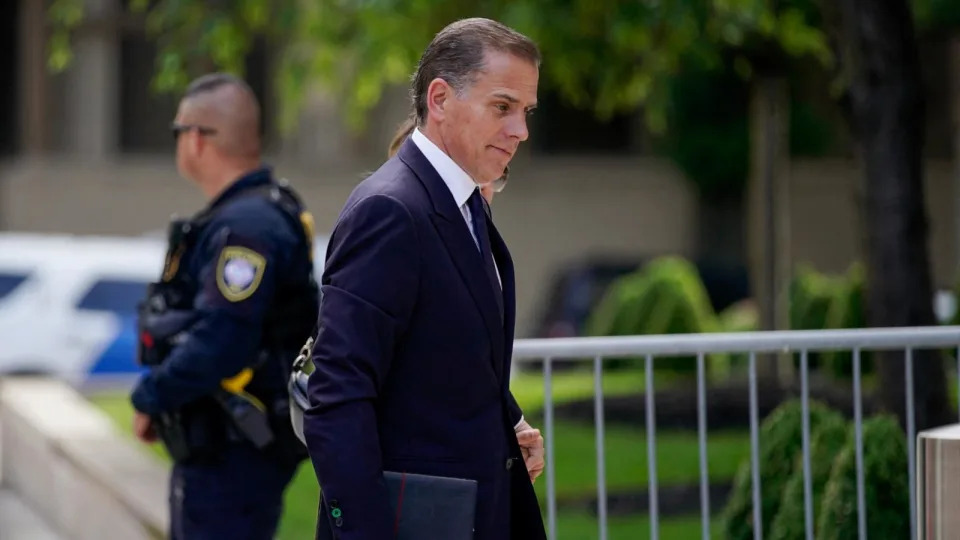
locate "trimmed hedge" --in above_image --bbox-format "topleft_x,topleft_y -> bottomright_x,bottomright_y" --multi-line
721,400 -> 845,540
585,256 -> 730,375
815,415 -> 909,540
768,412 -> 848,540
723,405 -> 910,540
789,263 -> 872,378
585,258 -> 877,380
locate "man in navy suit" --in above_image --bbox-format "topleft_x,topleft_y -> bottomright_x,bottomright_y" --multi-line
303,17 -> 547,540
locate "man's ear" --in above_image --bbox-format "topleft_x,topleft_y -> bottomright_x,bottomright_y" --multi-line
426,78 -> 451,122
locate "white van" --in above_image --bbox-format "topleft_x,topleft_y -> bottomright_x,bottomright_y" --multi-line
0,232 -> 327,388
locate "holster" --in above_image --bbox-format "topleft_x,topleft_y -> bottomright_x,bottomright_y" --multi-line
155,387 -> 306,466
215,390 -> 275,449
154,398 -> 229,465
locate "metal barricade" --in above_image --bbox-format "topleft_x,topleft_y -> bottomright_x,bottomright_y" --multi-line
511,326 -> 960,540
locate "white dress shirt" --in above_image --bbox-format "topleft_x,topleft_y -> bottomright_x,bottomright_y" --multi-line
410,129 -> 525,430
411,128 -> 501,288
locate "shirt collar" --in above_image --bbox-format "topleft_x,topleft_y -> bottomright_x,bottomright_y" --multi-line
208,166 -> 272,209
411,128 -> 477,208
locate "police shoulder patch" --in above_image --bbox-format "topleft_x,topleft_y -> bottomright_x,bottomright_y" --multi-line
216,246 -> 266,302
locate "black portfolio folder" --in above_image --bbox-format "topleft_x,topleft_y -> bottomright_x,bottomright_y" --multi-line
315,471 -> 478,540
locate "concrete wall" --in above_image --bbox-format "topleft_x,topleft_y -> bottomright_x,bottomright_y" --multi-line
1,155 -> 956,337
0,377 -> 167,540
789,158 -> 957,285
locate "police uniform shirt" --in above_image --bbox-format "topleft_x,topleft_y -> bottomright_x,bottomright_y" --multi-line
131,168 -> 311,416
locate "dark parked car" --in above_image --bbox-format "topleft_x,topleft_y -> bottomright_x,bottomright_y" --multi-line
532,255 -> 750,338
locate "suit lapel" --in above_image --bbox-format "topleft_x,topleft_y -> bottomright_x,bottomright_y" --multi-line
398,140 -> 506,379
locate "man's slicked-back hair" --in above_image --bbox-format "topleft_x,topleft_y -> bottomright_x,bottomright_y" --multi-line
411,18 -> 540,125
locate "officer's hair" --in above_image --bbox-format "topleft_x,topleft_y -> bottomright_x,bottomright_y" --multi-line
181,73 -> 261,158
184,73 -> 255,101
411,18 -> 540,127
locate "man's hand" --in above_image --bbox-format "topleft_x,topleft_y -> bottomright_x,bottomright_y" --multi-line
515,419 -> 545,484
133,411 -> 158,443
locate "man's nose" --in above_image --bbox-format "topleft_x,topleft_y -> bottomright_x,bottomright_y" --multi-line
506,113 -> 529,142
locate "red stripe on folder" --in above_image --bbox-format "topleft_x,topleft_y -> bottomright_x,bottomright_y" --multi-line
393,472 -> 408,537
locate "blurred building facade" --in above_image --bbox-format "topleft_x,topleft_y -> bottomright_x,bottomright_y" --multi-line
1,0 -> 958,336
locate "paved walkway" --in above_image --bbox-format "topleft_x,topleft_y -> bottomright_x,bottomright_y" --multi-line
0,488 -> 65,540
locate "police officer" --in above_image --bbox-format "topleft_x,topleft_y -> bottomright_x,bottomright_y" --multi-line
130,73 -> 319,540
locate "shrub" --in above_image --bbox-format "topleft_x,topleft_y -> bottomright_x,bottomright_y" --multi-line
585,256 -> 729,375
768,412 -> 848,540
789,264 -> 838,332
788,263 -> 872,378
818,263 -> 870,377
718,299 -> 758,333
815,415 -> 909,540
721,400 -> 845,540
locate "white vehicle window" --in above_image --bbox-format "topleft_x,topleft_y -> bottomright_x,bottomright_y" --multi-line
0,271 -> 28,301
75,279 -> 150,316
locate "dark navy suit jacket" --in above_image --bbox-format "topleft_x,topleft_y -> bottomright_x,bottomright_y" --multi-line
304,139 -> 546,540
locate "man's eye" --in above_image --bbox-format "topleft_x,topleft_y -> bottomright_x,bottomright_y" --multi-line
496,103 -> 509,113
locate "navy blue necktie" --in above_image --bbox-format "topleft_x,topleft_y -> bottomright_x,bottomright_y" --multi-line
467,189 -> 503,321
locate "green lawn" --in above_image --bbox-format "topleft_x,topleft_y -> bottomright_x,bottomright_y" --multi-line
555,512 -> 722,540
510,367 -> 748,499
537,421 -> 747,501
509,366 -> 703,415
511,368 -> 652,413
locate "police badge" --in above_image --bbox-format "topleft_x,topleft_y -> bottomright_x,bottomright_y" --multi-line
216,246 -> 266,302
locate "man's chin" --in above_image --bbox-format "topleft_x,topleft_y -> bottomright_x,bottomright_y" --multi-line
478,168 -> 507,185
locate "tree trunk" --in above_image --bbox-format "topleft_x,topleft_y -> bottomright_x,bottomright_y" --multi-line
835,0 -> 951,431
952,37 -> 960,277
747,75 -> 792,386
20,0 -> 48,156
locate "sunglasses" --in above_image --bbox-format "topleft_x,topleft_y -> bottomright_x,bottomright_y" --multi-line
170,122 -> 218,140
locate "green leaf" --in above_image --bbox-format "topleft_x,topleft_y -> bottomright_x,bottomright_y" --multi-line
152,50 -> 189,93
240,0 -> 270,29
44,0 -> 842,136
48,0 -> 84,28
129,0 -> 150,13
207,18 -> 249,72
47,30 -> 74,72
776,8 -> 831,64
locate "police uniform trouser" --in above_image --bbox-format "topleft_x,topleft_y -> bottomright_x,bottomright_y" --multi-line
169,443 -> 299,540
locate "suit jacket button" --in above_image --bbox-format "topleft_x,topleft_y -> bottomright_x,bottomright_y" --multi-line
506,458 -> 514,470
